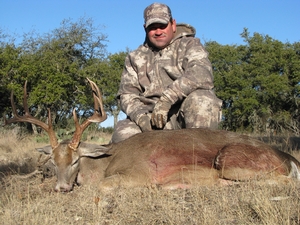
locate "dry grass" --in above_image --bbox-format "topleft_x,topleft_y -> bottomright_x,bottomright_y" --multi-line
1,129 -> 300,224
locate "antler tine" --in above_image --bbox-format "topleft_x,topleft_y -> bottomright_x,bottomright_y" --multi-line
5,81 -> 58,149
69,78 -> 107,150
88,78 -> 107,122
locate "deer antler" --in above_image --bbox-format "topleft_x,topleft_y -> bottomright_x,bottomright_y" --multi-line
68,78 -> 107,150
4,81 -> 59,149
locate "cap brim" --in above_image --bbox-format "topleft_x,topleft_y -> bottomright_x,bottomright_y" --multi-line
145,18 -> 169,28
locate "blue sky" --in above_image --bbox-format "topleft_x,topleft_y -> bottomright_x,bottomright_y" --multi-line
1,0 -> 299,127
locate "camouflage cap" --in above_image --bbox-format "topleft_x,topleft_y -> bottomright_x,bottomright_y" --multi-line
144,3 -> 172,28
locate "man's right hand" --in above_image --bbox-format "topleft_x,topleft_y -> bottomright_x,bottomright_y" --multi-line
151,95 -> 173,129
137,114 -> 152,132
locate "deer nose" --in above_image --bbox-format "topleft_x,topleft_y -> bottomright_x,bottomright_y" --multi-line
55,183 -> 73,192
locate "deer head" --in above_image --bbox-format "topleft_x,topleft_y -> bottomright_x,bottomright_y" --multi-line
5,78 -> 108,192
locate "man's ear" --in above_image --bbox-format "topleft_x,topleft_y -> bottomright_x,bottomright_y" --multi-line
172,19 -> 176,33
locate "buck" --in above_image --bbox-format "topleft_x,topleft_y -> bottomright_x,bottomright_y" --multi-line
5,79 -> 300,192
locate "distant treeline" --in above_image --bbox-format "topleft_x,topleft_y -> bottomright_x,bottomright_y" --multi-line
1,18 -> 299,134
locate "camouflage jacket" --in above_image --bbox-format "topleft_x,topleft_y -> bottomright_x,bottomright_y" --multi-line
118,23 -> 214,124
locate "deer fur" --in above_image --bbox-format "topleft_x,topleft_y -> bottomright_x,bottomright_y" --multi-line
37,128 -> 300,192
5,79 -> 300,192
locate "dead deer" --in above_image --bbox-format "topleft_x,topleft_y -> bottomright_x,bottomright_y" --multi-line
4,79 -> 300,192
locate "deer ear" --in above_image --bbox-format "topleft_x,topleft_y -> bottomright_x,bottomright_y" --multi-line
78,143 -> 111,158
36,145 -> 53,155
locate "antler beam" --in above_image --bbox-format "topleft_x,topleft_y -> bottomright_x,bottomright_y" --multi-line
5,81 -> 59,149
69,78 -> 107,150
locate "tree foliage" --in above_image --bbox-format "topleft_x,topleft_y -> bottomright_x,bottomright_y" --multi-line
206,28 -> 300,134
1,17 -> 109,131
1,22 -> 299,135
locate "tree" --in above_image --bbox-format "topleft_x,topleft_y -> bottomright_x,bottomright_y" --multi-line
0,43 -> 22,116
207,28 -> 300,134
240,28 -> 299,134
2,17 -> 109,133
206,41 -> 257,131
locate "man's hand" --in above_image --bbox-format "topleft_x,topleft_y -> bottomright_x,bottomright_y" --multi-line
151,95 -> 173,129
137,114 -> 152,132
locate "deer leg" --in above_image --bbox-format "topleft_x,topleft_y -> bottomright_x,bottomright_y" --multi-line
214,143 -> 289,181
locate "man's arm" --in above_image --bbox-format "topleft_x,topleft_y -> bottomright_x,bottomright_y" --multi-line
152,38 -> 214,128
118,54 -> 150,124
164,37 -> 214,103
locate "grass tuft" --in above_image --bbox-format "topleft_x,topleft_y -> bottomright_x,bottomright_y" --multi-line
0,129 -> 300,224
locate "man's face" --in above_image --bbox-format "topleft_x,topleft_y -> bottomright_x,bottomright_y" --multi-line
145,20 -> 176,50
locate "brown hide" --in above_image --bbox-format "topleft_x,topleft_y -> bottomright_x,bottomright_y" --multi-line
9,80 -> 300,192
76,128 -> 300,190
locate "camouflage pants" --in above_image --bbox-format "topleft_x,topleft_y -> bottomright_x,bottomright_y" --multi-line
111,89 -> 222,143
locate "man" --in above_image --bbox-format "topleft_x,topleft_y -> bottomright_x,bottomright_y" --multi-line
111,2 -> 222,143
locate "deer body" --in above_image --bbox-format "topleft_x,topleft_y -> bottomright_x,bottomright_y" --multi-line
37,128 -> 300,192
98,129 -> 300,189
5,79 -> 300,192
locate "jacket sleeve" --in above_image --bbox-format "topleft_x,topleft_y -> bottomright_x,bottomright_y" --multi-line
163,38 -> 214,104
117,54 -> 149,124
